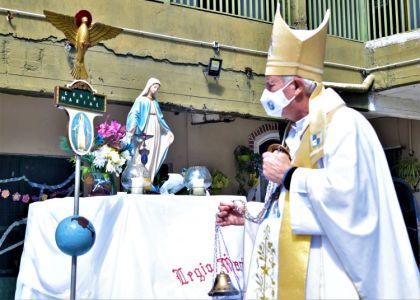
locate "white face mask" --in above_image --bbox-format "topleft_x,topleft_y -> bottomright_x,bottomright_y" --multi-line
260,81 -> 294,118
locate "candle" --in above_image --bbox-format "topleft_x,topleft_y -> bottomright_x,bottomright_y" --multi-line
191,178 -> 206,196
132,177 -> 144,187
192,187 -> 206,196
192,178 -> 204,187
131,177 -> 145,194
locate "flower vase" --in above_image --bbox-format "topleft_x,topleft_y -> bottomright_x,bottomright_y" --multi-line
87,172 -> 116,196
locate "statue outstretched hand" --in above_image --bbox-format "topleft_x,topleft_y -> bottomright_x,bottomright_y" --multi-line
217,200 -> 245,226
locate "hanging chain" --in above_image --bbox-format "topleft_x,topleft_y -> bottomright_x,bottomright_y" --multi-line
242,181 -> 279,224
239,121 -> 292,224
212,217 -> 221,282
218,224 -> 242,295
212,217 -> 243,296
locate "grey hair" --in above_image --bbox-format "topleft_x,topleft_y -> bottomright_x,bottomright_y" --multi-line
282,76 -> 317,95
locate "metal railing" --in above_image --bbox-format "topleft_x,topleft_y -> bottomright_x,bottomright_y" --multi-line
172,0 -> 419,41
170,0 -> 291,23
308,0 -> 419,41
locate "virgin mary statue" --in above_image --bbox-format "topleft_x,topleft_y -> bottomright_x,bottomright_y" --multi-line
126,78 -> 174,182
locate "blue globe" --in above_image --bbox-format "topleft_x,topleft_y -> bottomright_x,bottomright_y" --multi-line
55,215 -> 96,256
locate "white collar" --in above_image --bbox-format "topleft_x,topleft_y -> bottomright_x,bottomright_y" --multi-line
291,116 -> 309,138
286,116 -> 309,157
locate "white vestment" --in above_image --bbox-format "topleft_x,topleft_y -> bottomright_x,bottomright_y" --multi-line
244,96 -> 420,299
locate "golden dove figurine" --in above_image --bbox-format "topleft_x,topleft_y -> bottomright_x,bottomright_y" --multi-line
44,10 -> 122,80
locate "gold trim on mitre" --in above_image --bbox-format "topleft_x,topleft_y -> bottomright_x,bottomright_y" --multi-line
265,7 -> 330,82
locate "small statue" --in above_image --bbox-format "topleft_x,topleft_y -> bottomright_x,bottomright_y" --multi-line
125,78 -> 174,184
44,9 -> 122,80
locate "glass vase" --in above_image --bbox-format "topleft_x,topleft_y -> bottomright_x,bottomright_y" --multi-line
121,161 -> 151,194
184,166 -> 212,196
87,172 -> 116,196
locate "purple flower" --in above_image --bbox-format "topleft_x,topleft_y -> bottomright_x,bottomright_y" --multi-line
22,194 -> 30,203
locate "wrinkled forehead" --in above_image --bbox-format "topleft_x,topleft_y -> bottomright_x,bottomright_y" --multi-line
265,75 -> 286,86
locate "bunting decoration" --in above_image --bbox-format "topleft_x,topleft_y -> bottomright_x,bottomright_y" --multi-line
0,172 -> 75,203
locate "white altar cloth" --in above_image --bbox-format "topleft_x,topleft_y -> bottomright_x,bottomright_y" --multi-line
15,194 -> 245,299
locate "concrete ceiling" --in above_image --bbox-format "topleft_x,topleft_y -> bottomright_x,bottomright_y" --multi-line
365,83 -> 420,120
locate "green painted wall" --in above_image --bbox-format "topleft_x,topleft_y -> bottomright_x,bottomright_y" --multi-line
366,37 -> 420,90
324,36 -> 366,84
0,0 -> 269,117
0,0 -> 418,117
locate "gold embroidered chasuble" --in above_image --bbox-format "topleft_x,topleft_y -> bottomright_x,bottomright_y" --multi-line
277,84 -> 344,299
277,128 -> 314,299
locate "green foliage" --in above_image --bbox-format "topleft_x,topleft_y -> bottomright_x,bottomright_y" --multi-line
59,135 -> 72,154
234,145 -> 261,195
59,136 -> 112,182
60,136 -> 94,180
394,156 -> 420,191
211,169 -> 229,189
234,145 -> 251,156
60,135 -> 96,178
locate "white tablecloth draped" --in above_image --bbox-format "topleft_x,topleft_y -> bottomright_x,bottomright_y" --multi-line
15,194 -> 245,299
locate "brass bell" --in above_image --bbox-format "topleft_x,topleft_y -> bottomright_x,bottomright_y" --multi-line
208,271 -> 239,296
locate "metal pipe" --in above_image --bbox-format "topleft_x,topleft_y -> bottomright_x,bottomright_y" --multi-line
0,7 -> 44,18
74,155 -> 80,215
0,7 -> 267,56
70,154 -> 81,300
365,58 -> 420,73
0,7 -> 417,83
70,256 -> 77,300
323,61 -> 365,72
408,119 -> 414,155
323,74 -> 375,93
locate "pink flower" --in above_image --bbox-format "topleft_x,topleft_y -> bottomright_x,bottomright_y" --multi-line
109,120 -> 121,132
84,119 -> 130,176
108,121 -> 125,139
97,120 -> 126,141
97,122 -> 112,138
1,189 -> 10,199
12,192 -> 21,201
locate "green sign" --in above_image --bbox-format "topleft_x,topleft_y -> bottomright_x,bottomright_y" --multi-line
55,86 -> 106,113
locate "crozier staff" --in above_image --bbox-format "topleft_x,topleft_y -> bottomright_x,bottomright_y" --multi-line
218,7 -> 420,300
126,78 -> 174,182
